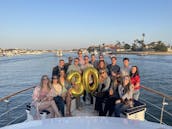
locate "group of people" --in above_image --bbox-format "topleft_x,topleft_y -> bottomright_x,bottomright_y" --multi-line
31,49 -> 141,118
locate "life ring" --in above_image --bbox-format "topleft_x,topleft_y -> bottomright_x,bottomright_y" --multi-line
82,67 -> 99,93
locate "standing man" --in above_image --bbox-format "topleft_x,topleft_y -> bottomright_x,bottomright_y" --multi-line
89,54 -> 98,69
81,55 -> 94,104
81,55 -> 93,71
67,57 -> 83,110
121,58 -> 131,77
64,57 -> 73,73
67,57 -> 81,74
52,59 -> 65,77
107,56 -> 120,80
77,49 -> 84,66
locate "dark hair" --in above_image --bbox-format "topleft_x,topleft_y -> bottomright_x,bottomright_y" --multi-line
111,56 -> 117,60
59,59 -> 64,62
98,60 -> 106,69
59,68 -> 66,79
52,75 -> 59,80
91,54 -> 95,57
84,55 -> 89,58
123,58 -> 129,62
51,75 -> 59,83
74,57 -> 79,60
130,66 -> 139,77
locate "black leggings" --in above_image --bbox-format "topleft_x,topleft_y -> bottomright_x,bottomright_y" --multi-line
103,97 -> 117,116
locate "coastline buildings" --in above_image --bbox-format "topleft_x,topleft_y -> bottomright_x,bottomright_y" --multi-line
87,40 -> 172,54
0,48 -> 48,57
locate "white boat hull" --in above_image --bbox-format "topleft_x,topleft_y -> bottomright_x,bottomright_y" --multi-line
1,117 -> 171,129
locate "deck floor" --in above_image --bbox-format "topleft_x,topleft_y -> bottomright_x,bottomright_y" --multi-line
72,103 -> 98,117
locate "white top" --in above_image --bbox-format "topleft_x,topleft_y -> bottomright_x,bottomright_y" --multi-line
51,84 -> 62,96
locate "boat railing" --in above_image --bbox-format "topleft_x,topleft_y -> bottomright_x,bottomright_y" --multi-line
140,85 -> 172,125
0,86 -> 35,127
0,85 -> 172,127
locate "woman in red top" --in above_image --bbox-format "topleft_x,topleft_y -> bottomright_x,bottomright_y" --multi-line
130,66 -> 140,100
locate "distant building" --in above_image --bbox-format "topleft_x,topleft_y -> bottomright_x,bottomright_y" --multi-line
116,48 -> 125,52
167,46 -> 172,52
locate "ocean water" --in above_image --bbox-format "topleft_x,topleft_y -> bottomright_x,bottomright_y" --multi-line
0,52 -> 172,127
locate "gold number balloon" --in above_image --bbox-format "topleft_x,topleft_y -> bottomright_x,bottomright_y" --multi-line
66,71 -> 84,97
82,67 -> 99,93
67,68 -> 99,97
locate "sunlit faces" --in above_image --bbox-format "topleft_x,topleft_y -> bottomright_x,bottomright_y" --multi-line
41,75 -> 50,85
99,70 -> 107,78
123,76 -> 130,86
123,58 -> 129,67
74,58 -> 79,65
99,60 -> 105,68
131,66 -> 137,74
68,57 -> 73,63
60,70 -> 65,77
59,60 -> 65,67
111,57 -> 117,64
84,56 -> 89,64
52,75 -> 58,83
91,54 -> 96,61
77,50 -> 82,57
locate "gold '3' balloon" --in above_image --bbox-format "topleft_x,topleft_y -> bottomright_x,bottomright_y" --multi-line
66,67 -> 99,97
66,71 -> 84,97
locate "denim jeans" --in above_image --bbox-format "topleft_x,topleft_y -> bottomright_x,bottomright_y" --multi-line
133,90 -> 140,100
114,103 -> 130,117
54,96 -> 65,116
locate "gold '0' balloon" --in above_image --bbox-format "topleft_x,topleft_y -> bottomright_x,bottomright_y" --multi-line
82,67 -> 99,93
66,71 -> 84,97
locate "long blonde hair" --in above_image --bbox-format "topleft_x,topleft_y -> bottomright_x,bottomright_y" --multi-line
40,75 -> 51,90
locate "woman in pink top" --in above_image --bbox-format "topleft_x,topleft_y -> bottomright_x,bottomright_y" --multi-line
32,75 -> 60,119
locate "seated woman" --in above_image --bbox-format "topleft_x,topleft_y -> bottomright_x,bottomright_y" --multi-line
95,69 -> 111,116
32,75 -> 60,119
51,75 -> 65,117
58,69 -> 71,116
130,66 -> 140,100
103,77 -> 121,116
114,75 -> 134,117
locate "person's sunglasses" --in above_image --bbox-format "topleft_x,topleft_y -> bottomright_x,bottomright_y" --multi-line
100,72 -> 105,74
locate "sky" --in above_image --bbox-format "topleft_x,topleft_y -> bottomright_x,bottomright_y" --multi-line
0,0 -> 172,50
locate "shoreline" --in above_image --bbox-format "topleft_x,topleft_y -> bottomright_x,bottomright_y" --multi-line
113,51 -> 172,55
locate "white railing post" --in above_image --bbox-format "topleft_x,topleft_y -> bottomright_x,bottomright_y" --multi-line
160,97 -> 168,124
4,99 -> 10,123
